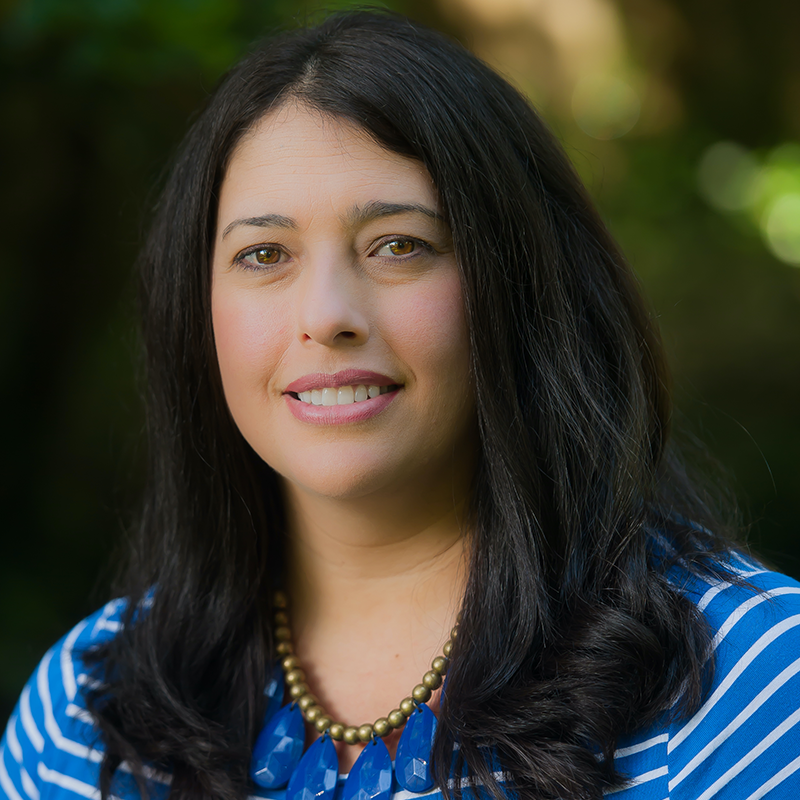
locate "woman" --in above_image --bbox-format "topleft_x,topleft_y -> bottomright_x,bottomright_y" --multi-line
3,10 -> 799,800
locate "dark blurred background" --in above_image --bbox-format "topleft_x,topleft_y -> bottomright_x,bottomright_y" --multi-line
2,0 -> 799,722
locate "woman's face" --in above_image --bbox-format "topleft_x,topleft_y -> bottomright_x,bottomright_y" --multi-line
211,103 -> 476,502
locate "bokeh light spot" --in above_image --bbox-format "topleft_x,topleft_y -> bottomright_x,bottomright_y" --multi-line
697,141 -> 759,212
571,75 -> 640,140
762,193 -> 800,266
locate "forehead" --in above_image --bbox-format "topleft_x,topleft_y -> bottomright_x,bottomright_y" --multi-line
217,102 -> 439,221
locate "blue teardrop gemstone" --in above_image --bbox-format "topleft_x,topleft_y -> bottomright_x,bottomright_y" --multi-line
395,703 -> 437,792
263,661 -> 285,724
286,734 -> 339,800
251,702 -> 305,789
342,737 -> 393,800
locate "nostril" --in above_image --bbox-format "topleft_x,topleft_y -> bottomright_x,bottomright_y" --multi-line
339,331 -> 357,339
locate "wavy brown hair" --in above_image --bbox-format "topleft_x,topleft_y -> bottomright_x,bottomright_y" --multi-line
86,10 -> 738,800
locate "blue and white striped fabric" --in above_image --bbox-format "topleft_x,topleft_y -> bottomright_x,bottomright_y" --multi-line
3,553 -> 800,799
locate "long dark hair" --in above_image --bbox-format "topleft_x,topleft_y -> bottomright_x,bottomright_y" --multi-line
86,10 -> 739,800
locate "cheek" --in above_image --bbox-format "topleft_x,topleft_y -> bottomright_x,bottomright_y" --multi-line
385,273 -> 470,384
211,286 -> 291,393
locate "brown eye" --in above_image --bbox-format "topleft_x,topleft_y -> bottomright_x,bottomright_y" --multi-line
375,238 -> 421,257
236,245 -> 286,271
387,239 -> 415,255
255,248 -> 281,264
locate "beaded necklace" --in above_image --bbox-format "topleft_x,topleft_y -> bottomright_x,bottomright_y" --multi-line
250,591 -> 457,800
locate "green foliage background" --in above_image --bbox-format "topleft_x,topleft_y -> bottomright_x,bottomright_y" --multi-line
2,0 -> 799,722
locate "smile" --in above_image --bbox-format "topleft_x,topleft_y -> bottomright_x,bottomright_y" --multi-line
291,384 -> 399,406
283,370 -> 402,425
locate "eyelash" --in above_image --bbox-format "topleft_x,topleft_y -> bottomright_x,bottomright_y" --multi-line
233,245 -> 286,271
232,236 -> 435,271
371,236 -> 435,259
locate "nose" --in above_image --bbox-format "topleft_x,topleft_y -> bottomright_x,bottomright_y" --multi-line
295,257 -> 369,348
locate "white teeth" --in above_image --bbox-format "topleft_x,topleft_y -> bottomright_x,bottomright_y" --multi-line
337,386 -> 355,405
295,383 -> 396,405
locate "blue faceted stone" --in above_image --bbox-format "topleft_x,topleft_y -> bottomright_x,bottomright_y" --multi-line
342,737 -> 393,800
263,662 -> 285,724
251,702 -> 305,789
395,703 -> 437,792
286,734 -> 339,800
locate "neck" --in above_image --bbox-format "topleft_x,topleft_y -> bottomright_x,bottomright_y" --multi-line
283,483 -> 469,640
277,478 -> 469,768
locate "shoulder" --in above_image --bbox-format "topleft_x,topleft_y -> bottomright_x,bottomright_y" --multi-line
0,599 -> 168,800
612,554 -> 800,799
669,554 -> 800,798
676,550 -> 800,642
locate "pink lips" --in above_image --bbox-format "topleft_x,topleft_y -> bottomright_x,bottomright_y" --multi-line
284,369 -> 397,394
283,369 -> 401,425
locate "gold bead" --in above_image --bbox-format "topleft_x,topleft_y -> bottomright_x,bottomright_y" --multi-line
298,694 -> 317,711
422,670 -> 443,690
281,655 -> 299,672
412,684 -> 432,703
388,709 -> 406,728
400,697 -> 416,717
442,640 -> 452,657
357,724 -> 374,742
286,669 -> 306,686
274,591 -> 288,609
343,726 -> 360,745
373,718 -> 390,737
275,626 -> 292,641
289,682 -> 308,699
432,656 -> 448,675
304,705 -> 322,723
456,611 -> 463,623
277,641 -> 294,656
329,723 -> 344,741
450,626 -> 459,640
274,610 -> 289,626
315,715 -> 332,733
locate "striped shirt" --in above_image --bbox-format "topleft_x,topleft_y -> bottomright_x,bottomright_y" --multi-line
3,553 -> 800,799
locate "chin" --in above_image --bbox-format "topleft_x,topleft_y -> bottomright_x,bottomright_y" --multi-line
284,474 -> 396,502
274,455 -> 406,502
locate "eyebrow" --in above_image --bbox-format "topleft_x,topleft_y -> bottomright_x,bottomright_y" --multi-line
345,200 -> 446,227
220,201 -> 445,240
222,213 -> 296,239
